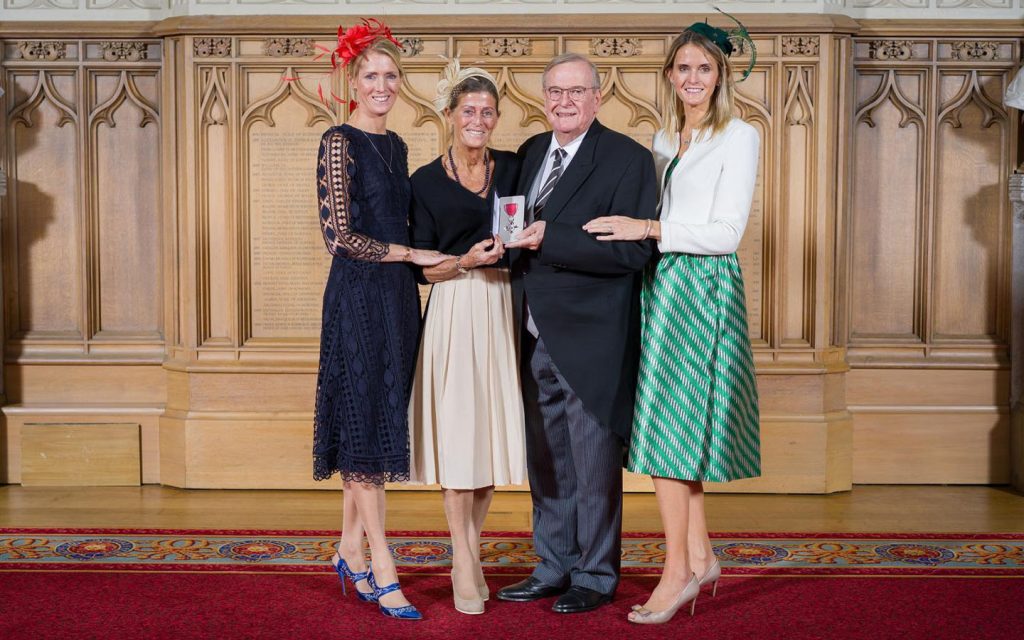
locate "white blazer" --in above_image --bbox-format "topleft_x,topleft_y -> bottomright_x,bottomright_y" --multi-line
652,118 -> 760,255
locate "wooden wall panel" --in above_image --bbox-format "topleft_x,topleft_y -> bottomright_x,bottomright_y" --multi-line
92,71 -> 162,336
0,18 -> 1018,490
734,67 -> 771,346
20,423 -> 141,487
780,65 -> 815,347
7,71 -> 82,338
848,367 -> 1011,484
2,406 -> 162,484
849,70 -> 925,341
846,36 -> 1017,357
196,65 -> 234,346
853,410 -> 1010,484
1,39 -> 165,482
843,34 -> 1018,484
932,71 -> 1008,340
2,39 -> 164,357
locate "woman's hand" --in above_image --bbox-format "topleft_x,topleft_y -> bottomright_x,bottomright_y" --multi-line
409,248 -> 452,266
582,215 -> 653,241
505,221 -> 546,251
461,235 -> 505,269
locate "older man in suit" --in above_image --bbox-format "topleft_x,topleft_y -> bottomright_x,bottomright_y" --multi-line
499,53 -> 658,613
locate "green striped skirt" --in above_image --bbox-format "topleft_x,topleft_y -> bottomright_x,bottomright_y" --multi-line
627,252 -> 761,482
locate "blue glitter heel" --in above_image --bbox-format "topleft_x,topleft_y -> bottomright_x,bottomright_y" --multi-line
332,554 -> 377,603
371,576 -> 423,620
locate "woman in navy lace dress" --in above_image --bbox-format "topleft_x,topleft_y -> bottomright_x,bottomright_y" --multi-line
313,27 -> 447,620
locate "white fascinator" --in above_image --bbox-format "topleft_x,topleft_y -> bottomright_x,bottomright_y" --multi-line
433,56 -> 498,113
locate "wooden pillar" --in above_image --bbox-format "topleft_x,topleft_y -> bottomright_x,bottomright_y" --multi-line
0,163 -> 6,407
0,163 -> 7,484
1010,173 -> 1024,491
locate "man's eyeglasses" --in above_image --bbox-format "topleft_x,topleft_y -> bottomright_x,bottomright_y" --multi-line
544,86 -> 597,102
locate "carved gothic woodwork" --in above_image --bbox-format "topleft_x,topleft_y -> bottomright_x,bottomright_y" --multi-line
0,19 -> 1017,491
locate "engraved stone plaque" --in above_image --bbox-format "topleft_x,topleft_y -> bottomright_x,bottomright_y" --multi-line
248,128 -> 333,339
490,130 -> 533,154
397,127 -> 441,173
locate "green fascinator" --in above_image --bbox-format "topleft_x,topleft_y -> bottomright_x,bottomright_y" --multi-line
686,7 -> 757,81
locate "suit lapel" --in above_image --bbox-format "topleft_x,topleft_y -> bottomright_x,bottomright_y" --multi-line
540,121 -> 604,222
519,132 -> 552,194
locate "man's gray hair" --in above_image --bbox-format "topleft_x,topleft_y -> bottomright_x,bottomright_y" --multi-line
542,53 -> 601,89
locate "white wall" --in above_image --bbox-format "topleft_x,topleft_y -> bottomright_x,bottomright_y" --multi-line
1,0 -> 1022,22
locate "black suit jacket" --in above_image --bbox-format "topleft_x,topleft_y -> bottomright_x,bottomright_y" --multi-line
511,120 -> 658,441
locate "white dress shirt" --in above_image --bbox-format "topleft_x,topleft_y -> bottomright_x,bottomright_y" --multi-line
527,130 -> 588,216
652,118 -> 760,255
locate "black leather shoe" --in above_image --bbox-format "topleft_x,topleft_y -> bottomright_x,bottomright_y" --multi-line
551,586 -> 613,614
496,577 -> 567,602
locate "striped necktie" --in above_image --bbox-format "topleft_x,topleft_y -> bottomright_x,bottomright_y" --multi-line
533,147 -> 566,220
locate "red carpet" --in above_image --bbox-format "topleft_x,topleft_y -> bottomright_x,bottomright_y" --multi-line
1,572 -> 1021,640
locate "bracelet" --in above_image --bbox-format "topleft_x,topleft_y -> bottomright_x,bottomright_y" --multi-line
402,246 -> 412,262
454,255 -> 470,274
642,219 -> 653,241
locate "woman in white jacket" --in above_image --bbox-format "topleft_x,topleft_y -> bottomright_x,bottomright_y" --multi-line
584,19 -> 762,625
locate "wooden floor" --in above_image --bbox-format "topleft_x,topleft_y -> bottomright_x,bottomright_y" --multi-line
1,485 -> 1023,533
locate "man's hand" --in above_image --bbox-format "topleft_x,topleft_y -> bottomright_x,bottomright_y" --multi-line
506,221 -> 546,251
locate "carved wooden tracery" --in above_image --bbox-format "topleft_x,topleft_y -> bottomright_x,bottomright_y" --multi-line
194,37 -> 232,58
99,41 -> 148,62
0,21 -> 1018,491
950,40 -> 1000,61
16,41 -> 67,61
481,38 -> 531,57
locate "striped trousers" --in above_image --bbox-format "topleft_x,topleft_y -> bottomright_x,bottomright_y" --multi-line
520,333 -> 624,595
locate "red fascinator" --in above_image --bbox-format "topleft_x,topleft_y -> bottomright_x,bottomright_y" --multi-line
319,18 -> 402,71
285,18 -> 401,109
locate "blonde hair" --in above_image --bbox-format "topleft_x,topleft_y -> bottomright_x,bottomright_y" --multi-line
349,37 -> 404,79
663,30 -> 736,139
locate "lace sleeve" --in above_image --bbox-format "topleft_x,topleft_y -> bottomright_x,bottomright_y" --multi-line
316,129 -> 389,261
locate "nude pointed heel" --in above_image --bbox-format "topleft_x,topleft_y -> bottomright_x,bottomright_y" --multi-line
452,573 -> 485,615
476,566 -> 490,601
698,557 -> 721,597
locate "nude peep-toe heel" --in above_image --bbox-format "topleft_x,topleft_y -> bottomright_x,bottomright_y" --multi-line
627,574 -> 700,625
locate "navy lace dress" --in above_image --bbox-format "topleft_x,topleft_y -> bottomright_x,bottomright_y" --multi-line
313,123 -> 419,485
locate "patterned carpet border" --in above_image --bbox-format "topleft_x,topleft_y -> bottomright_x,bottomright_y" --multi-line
4,528 -> 1023,540
1,528 -> 1022,576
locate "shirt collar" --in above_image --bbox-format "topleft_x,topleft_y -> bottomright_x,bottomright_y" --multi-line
546,126 -> 590,162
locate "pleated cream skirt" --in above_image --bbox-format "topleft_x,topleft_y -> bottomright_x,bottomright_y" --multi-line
408,267 -> 527,489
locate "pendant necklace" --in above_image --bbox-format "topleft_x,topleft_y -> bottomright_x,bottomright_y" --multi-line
447,146 -> 491,195
357,127 -> 393,174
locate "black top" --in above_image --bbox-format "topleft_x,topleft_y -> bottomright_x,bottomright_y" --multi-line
409,148 -> 521,262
